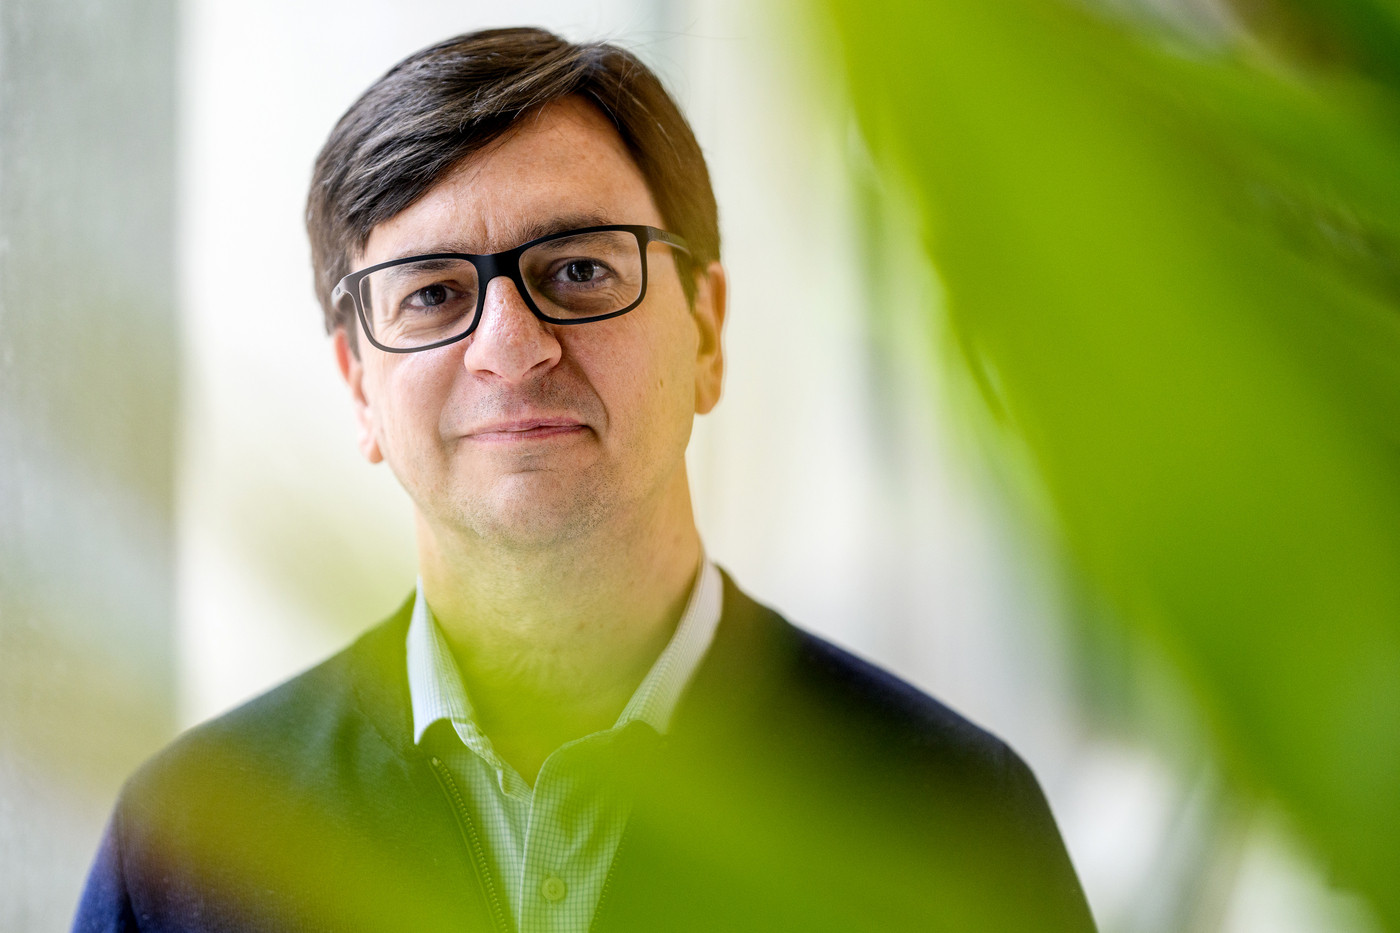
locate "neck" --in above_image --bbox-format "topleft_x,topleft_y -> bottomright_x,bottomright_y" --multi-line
417,474 -> 702,782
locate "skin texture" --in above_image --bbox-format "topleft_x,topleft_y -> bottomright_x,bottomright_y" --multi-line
334,97 -> 726,781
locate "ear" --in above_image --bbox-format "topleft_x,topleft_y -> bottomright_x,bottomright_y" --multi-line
334,328 -> 384,464
691,261 -> 727,415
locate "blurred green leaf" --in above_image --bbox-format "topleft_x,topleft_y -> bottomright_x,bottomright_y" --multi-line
826,0 -> 1400,925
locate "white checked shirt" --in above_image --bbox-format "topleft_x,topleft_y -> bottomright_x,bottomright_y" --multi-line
407,558 -> 723,933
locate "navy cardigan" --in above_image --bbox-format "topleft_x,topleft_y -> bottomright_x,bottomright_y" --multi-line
74,573 -> 1096,932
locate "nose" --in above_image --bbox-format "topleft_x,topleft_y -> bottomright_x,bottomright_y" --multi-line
461,275 -> 562,382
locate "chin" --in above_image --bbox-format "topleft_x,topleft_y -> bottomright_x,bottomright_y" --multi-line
454,480 -> 613,552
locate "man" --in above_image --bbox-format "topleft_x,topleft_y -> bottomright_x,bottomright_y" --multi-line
75,27 -> 1094,933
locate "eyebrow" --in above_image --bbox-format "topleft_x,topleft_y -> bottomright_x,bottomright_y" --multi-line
390,210 -> 616,261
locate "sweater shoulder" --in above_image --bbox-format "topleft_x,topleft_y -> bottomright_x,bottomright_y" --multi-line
713,572 -> 1022,779
792,627 -> 1014,761
121,605 -> 412,808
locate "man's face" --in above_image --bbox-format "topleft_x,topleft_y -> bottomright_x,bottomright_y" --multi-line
336,97 -> 725,551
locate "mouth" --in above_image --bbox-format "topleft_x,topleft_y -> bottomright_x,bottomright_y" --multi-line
465,417 -> 589,443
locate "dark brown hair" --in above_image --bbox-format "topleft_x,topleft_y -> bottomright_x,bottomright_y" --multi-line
306,27 -> 720,347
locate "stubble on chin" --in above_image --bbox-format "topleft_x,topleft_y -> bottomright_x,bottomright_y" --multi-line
432,458 -> 618,554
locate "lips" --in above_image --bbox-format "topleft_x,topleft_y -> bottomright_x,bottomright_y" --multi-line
465,417 -> 587,442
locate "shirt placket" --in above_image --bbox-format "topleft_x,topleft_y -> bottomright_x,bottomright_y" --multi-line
520,738 -> 636,933
519,753 -> 581,933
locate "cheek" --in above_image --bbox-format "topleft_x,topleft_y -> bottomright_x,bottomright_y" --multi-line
602,311 -> 698,437
370,354 -> 457,452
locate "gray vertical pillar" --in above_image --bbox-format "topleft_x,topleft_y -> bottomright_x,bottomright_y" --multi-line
0,0 -> 177,927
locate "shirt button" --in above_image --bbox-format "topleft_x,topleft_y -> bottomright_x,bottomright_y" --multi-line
540,876 -> 567,902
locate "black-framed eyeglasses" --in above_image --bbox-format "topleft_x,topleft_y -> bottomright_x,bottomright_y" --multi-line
332,224 -> 691,353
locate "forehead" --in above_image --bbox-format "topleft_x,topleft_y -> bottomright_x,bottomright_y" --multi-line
359,97 -> 663,267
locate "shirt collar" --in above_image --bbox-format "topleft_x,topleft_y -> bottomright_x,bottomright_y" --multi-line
407,555 -> 723,745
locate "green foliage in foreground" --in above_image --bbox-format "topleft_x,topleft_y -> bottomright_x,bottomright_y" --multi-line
826,0 -> 1400,925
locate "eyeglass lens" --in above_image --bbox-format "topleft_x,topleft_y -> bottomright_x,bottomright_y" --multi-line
360,230 -> 646,350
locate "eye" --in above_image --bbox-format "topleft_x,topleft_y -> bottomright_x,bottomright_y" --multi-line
519,231 -> 640,318
564,259 -> 604,283
404,282 -> 464,312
